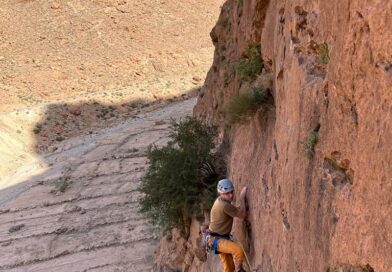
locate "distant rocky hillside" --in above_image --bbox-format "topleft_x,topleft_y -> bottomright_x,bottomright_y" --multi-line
0,0 -> 222,111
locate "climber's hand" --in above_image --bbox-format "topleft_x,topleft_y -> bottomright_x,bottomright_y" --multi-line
240,186 -> 247,199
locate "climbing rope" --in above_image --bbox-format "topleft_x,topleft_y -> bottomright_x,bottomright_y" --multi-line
232,237 -> 256,272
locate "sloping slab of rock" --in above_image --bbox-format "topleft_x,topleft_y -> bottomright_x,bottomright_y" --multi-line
0,98 -> 195,271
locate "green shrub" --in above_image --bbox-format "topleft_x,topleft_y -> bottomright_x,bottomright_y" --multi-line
139,117 -> 219,233
237,0 -> 243,8
33,124 -> 42,134
55,136 -> 65,142
224,87 -> 273,123
304,129 -> 319,158
51,176 -> 71,194
236,44 -> 263,82
319,43 -> 330,64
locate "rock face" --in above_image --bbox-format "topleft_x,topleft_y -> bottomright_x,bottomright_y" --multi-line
177,0 -> 391,271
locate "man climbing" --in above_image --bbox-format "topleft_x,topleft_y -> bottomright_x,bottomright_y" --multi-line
208,178 -> 247,272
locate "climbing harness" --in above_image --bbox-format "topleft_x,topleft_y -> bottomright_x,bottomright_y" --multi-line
201,228 -> 232,254
200,228 -> 258,272
210,237 -> 220,254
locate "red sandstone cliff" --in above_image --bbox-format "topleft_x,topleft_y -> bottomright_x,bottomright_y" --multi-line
155,0 -> 392,271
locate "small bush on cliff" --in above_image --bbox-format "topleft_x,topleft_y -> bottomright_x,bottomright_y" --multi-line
33,124 -> 42,134
304,128 -> 319,158
237,0 -> 244,17
319,42 -> 330,64
236,44 -> 263,82
139,117 -> 220,233
224,86 -> 273,123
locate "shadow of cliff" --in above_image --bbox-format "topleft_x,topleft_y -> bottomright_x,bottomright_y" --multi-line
0,86 -> 199,203
33,88 -> 200,154
0,86 -> 199,270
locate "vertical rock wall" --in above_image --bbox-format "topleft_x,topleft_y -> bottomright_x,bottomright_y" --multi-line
191,0 -> 392,271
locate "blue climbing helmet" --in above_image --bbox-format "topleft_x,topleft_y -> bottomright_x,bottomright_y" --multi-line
217,179 -> 234,194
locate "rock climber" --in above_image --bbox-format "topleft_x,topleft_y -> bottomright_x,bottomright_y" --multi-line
208,178 -> 247,272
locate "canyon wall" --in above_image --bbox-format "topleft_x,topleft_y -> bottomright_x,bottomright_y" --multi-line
156,0 -> 392,271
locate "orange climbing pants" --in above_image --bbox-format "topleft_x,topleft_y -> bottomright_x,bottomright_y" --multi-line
217,239 -> 245,272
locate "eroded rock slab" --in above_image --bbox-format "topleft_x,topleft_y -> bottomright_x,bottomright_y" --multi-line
0,98 -> 195,271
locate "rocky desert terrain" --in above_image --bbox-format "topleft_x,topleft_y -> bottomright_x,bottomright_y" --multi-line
0,0 -> 219,111
0,0 -> 223,183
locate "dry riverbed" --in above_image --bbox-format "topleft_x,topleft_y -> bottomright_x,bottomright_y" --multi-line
0,98 -> 196,271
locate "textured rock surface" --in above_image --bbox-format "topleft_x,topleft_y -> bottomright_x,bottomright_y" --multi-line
189,0 -> 392,271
